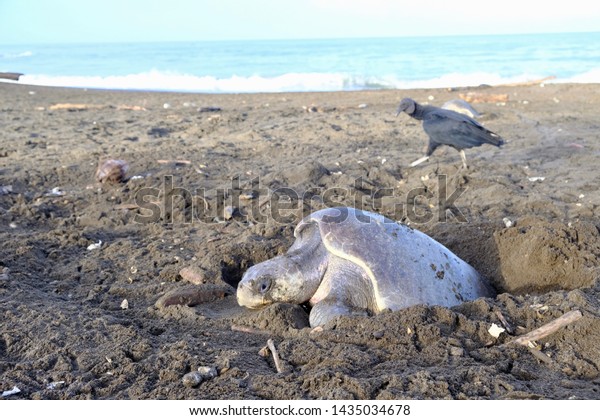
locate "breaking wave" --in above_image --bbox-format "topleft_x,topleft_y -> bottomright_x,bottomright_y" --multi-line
0,50 -> 33,59
11,68 -> 600,93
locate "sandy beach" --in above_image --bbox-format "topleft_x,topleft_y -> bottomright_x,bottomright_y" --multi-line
0,81 -> 599,399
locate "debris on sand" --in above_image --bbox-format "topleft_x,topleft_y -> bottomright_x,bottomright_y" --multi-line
223,205 -> 237,220
45,187 -> 65,196
46,381 -> 65,390
239,191 -> 255,201
459,92 -> 509,104
116,104 -> 147,111
179,266 -> 207,285
156,159 -> 191,165
182,366 -> 218,388
504,310 -> 583,347
48,103 -> 104,111
1,386 -> 21,397
198,106 -> 222,113
262,339 -> 287,374
155,285 -> 229,308
86,240 -> 103,251
182,371 -> 203,388
0,185 -> 13,195
197,366 -> 218,379
96,159 -> 129,184
488,323 -> 506,339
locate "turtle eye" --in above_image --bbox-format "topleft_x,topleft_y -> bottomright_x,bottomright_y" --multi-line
257,277 -> 272,294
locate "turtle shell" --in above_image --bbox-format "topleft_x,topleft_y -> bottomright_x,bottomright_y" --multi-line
295,207 -> 491,312
441,99 -> 482,119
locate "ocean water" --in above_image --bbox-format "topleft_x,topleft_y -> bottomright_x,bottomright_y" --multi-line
1,32 -> 599,93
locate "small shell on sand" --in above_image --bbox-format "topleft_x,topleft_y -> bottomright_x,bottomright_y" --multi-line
96,159 -> 129,183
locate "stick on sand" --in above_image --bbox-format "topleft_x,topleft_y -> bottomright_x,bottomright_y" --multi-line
156,159 -> 192,165
505,310 -> 583,347
230,324 -> 269,335
493,307 -> 514,334
267,339 -> 285,374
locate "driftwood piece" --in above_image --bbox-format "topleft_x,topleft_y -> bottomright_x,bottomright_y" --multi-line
48,103 -> 104,111
0,72 -> 23,81
116,104 -> 147,111
504,310 -> 583,347
459,92 -> 509,104
496,76 -> 556,87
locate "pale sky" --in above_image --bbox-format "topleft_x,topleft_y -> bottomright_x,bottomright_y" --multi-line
1,0 -> 599,44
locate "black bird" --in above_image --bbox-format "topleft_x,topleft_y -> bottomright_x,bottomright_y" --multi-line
396,97 -> 505,169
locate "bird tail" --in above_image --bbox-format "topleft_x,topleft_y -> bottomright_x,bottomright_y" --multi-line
489,132 -> 505,147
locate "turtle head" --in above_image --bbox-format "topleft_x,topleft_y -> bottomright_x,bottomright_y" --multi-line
237,255 -> 317,309
396,97 -> 417,116
237,221 -> 328,309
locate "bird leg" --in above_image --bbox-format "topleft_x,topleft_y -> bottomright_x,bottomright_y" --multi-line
409,155 -> 430,167
459,150 -> 468,169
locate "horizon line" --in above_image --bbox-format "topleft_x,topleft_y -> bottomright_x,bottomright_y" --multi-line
1,30 -> 598,47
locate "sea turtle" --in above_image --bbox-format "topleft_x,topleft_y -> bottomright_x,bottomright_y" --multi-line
441,99 -> 482,119
237,207 -> 493,327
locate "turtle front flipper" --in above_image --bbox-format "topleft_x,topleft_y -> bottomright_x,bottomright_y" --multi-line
308,255 -> 373,327
309,298 -> 368,327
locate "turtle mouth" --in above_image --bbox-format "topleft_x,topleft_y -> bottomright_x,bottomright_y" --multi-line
236,281 -> 270,309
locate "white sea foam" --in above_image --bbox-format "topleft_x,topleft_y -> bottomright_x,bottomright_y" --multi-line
11,68 -> 600,93
554,68 -> 600,84
1,51 -> 33,59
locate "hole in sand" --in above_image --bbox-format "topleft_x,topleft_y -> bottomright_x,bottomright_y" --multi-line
431,217 -> 599,296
